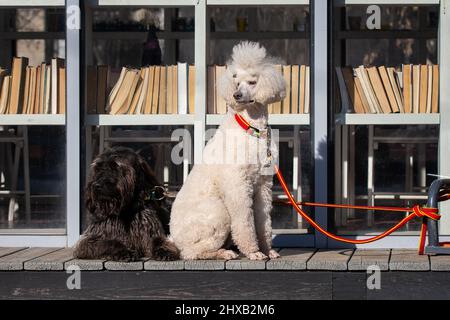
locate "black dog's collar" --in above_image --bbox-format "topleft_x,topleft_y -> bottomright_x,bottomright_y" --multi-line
144,186 -> 167,201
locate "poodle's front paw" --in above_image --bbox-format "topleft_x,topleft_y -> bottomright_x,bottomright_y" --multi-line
268,249 -> 280,259
219,249 -> 239,260
247,251 -> 268,260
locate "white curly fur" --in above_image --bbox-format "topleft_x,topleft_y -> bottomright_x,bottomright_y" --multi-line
170,42 -> 286,260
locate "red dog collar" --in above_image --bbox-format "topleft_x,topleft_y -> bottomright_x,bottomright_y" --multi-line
234,113 -> 263,138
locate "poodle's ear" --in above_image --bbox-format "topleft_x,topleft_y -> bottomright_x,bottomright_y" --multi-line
254,64 -> 286,105
217,67 -> 236,106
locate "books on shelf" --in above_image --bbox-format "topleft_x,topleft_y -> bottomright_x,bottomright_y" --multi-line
336,64 -> 439,114
207,64 -> 310,115
104,64 -> 196,115
0,57 -> 66,115
102,63 -> 310,115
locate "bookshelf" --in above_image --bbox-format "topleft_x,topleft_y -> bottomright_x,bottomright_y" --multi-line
85,114 -> 195,126
0,0 -> 449,249
335,113 -> 440,125
0,114 -> 65,125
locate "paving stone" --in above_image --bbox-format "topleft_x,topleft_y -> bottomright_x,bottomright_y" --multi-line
226,256 -> 266,270
430,255 -> 450,271
24,248 -> 74,271
0,247 -> 61,271
64,259 -> 105,271
389,250 -> 430,271
307,249 -> 354,271
266,248 -> 316,270
144,260 -> 184,270
347,249 -> 391,271
0,247 -> 27,258
184,260 -> 225,270
104,261 -> 144,271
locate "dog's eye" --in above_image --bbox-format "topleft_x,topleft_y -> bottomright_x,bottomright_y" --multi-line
248,81 -> 257,85
232,74 -> 237,78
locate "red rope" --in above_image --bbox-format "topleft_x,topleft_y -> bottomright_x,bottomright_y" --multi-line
274,165 -> 440,255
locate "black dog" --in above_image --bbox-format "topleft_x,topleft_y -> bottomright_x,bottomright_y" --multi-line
73,147 -> 179,261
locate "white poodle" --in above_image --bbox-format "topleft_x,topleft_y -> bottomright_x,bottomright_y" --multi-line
170,42 -> 286,260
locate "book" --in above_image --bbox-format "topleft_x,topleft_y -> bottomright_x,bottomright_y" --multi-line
354,76 -> 371,113
128,69 -> 144,115
431,64 -> 439,113
426,65 -> 433,114
109,68 -> 140,114
304,66 -> 310,114
207,66 -> 216,114
366,66 -> 392,113
396,71 -> 403,89
341,67 -> 366,113
412,64 -> 420,113
144,66 -> 155,114
340,67 -> 365,114
378,66 -> 399,113
44,65 -> 51,114
107,66 -> 126,113
0,75 -> 10,114
126,70 -> 140,115
215,65 -> 227,114
387,67 -> 404,113
355,66 -> 378,114
34,65 -> 41,114
96,65 -> 108,114
402,64 -> 412,113
166,65 -> 173,114
299,65 -> 306,114
51,58 -> 64,115
22,67 -> 31,115
151,66 -> 161,114
291,65 -> 299,114
177,62 -> 188,114
188,64 -> 195,114
27,67 -> 37,114
0,68 -> 6,94
39,64 -> 46,113
135,67 -> 149,114
336,67 -> 353,113
172,64 -> 178,114
9,57 -> 29,114
58,66 -> 66,114
282,65 -> 291,114
419,64 -> 428,114
159,65 -> 167,114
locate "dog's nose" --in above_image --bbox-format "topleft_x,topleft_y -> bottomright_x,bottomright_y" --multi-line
233,92 -> 242,100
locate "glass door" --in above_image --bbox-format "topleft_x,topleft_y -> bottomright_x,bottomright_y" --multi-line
0,4 -> 67,245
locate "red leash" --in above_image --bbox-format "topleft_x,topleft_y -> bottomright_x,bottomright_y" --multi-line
274,165 -> 440,254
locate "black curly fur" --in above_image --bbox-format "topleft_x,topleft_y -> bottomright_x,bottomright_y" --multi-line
74,147 -> 180,261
